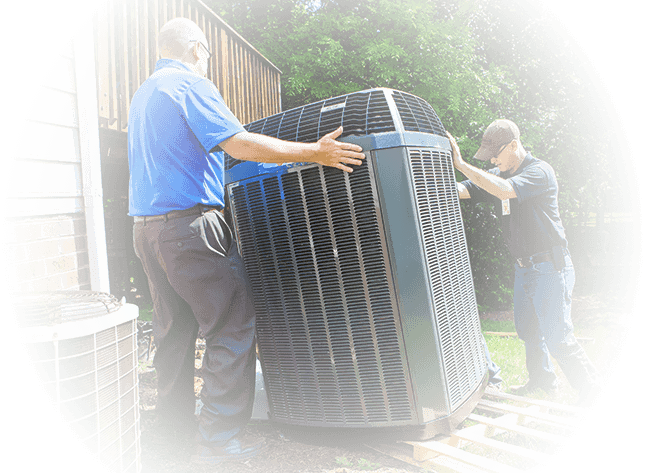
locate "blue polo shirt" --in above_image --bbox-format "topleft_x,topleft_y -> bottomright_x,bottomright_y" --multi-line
128,59 -> 246,216
462,153 -> 568,259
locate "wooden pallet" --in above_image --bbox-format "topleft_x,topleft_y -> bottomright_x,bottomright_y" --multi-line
366,388 -> 585,472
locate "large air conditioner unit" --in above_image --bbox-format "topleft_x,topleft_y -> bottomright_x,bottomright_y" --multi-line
225,88 -> 487,438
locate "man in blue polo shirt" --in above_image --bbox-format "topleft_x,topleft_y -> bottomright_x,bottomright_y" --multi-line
128,18 -> 364,465
447,120 -> 599,405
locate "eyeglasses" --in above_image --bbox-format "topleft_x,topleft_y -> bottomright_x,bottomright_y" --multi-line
189,40 -> 212,60
495,141 -> 512,157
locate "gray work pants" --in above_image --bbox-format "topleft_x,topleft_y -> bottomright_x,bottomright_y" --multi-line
133,208 -> 256,446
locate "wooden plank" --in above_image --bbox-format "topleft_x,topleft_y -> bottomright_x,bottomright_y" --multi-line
33,87 -> 79,128
241,48 -> 248,123
204,15 -> 212,83
148,0 -> 163,76
15,122 -> 81,163
249,54 -> 256,121
138,0 -> 150,82
479,404 -> 574,432
365,442 -> 488,473
431,455 -> 491,473
219,26 -> 229,108
477,399 -> 575,428
483,388 -> 584,415
468,413 -> 564,446
274,70 -> 282,113
452,428 -> 550,464
234,41 -> 242,119
405,439 -> 524,473
130,0 -> 141,96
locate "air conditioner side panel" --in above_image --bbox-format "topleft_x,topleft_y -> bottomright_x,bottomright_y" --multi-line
227,162 -> 420,428
372,147 -> 450,421
373,144 -> 488,422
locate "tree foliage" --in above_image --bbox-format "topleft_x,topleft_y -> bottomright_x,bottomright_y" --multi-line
209,0 -> 621,310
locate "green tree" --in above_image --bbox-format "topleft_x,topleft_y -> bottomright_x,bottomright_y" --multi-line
210,0 -> 624,310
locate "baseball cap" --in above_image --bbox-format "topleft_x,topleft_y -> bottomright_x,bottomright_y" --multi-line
473,119 -> 520,161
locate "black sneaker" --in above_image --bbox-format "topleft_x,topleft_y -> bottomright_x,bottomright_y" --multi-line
191,435 -> 266,465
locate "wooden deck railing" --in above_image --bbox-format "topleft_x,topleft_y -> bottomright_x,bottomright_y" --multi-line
94,0 -> 282,131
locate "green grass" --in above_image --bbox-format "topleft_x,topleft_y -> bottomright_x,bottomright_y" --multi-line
138,303 -> 154,321
481,318 -> 580,404
481,320 -> 528,389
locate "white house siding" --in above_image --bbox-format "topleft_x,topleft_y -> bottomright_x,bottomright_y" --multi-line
8,24 -> 108,294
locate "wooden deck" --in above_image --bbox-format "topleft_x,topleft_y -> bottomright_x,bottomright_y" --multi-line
93,0 -> 282,131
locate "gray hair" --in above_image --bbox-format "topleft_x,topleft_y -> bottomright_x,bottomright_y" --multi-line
158,18 -> 205,59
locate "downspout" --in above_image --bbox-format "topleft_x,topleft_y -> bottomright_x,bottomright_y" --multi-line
74,13 -> 110,293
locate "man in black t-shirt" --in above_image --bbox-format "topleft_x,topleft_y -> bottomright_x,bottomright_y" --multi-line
448,120 -> 599,404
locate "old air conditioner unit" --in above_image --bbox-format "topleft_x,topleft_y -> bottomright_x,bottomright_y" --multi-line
18,291 -> 141,472
225,88 -> 486,438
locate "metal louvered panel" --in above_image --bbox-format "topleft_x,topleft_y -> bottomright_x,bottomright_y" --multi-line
407,148 -> 486,410
225,90 -> 396,172
229,160 -> 414,427
392,90 -> 446,136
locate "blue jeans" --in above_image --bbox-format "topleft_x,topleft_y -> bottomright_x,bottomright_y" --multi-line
483,335 -> 503,386
513,252 -> 598,392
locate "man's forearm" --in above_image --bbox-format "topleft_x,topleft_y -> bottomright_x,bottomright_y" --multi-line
221,132 -> 316,163
220,129 -> 365,173
455,161 -> 516,200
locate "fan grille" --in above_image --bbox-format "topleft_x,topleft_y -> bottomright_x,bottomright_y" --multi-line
229,160 -> 414,426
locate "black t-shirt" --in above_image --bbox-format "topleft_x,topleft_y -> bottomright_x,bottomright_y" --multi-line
462,153 -> 568,259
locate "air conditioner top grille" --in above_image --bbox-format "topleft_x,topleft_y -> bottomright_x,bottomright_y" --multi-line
392,90 -> 446,136
225,88 -> 446,172
13,291 -> 123,327
250,89 -> 395,142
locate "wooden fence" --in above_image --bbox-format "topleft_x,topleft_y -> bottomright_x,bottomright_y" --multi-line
94,0 -> 282,131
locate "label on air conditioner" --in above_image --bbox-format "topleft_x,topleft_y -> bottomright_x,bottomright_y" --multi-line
321,102 -> 346,113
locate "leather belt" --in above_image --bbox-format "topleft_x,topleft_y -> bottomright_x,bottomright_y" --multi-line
516,251 -> 552,268
134,205 -> 223,224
